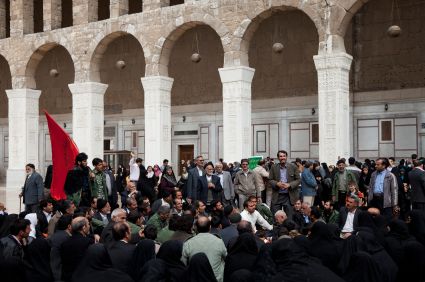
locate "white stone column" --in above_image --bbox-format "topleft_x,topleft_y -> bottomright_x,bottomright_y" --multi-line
5,89 -> 41,213
69,82 -> 108,162
314,52 -> 353,164
218,66 -> 255,163
141,76 -> 173,167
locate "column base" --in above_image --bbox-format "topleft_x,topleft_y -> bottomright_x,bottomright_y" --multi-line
5,169 -> 25,214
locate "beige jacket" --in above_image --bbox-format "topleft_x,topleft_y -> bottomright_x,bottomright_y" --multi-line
234,170 -> 260,197
253,165 -> 269,192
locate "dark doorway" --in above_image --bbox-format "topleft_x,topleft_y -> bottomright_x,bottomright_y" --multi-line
178,145 -> 194,175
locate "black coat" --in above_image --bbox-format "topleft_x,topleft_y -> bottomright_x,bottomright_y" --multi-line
197,174 -> 223,203
338,207 -> 360,232
61,233 -> 94,282
104,169 -> 118,209
107,241 -> 136,274
408,168 -> 425,203
48,230 -> 71,281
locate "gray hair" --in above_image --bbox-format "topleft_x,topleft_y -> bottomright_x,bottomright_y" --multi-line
71,217 -> 88,233
275,210 -> 287,217
158,205 -> 171,215
126,197 -> 137,206
111,208 -> 126,218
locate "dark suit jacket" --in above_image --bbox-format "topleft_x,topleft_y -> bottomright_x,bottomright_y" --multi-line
409,168 -> 425,203
48,230 -> 71,281
22,172 -> 44,205
219,224 -> 238,248
61,232 -> 94,282
268,163 -> 301,205
197,174 -> 223,203
338,207 -> 360,232
187,167 -> 204,201
100,221 -> 115,248
104,169 -> 118,209
93,211 -> 111,224
107,240 -> 136,273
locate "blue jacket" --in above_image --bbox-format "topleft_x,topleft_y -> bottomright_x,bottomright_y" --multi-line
301,169 -> 317,196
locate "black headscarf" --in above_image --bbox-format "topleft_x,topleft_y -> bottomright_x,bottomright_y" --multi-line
156,240 -> 186,282
402,240 -> 425,282
25,238 -> 53,282
252,244 -> 276,282
409,210 -> 425,245
229,269 -> 254,282
139,259 -> 167,282
308,221 -> 342,274
270,238 -> 344,282
71,244 -> 133,282
187,252 -> 217,282
130,239 -> 156,281
0,214 -> 18,238
342,251 -> 383,282
224,233 -> 258,282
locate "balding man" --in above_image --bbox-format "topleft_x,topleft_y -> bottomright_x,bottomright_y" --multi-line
107,222 -> 136,274
100,208 -> 127,247
182,216 -> 227,282
61,217 -> 94,281
215,162 -> 235,206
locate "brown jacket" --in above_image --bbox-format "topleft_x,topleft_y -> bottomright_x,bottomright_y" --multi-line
269,163 -> 301,205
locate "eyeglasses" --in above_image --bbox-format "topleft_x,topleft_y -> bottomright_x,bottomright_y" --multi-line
241,163 -> 248,166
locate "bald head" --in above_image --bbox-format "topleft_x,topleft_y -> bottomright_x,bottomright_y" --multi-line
196,216 -> 210,233
71,216 -> 89,235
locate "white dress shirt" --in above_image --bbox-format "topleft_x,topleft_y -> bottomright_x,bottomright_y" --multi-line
342,209 -> 356,233
240,209 -> 273,233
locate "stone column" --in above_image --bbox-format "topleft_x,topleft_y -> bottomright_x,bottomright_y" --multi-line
73,0 -> 97,25
141,76 -> 173,167
69,82 -> 108,161
10,0 -> 34,36
43,0 -> 61,31
5,89 -> 41,213
314,52 -> 353,164
218,66 -> 255,163
110,0 -> 129,18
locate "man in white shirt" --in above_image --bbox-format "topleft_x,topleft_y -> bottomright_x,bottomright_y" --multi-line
339,194 -> 360,239
129,152 -> 143,184
240,199 -> 273,233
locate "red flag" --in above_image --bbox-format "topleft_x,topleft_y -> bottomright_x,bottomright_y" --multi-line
44,110 -> 79,200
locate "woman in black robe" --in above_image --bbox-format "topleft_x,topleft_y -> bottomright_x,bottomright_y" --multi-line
270,238 -> 344,282
156,240 -> 186,282
130,239 -> 156,281
187,252 -> 217,282
408,210 -> 425,245
25,238 -> 53,282
342,251 -> 383,282
308,221 -> 342,274
224,233 -> 258,282
71,244 -> 133,282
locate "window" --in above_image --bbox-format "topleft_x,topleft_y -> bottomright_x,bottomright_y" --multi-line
98,0 -> 110,21
129,0 -> 143,14
61,0 -> 73,28
380,120 -> 393,142
5,0 -> 10,37
170,0 -> 184,6
104,139 -> 111,151
33,0 -> 44,33
132,132 -> 137,148
311,123 -> 319,143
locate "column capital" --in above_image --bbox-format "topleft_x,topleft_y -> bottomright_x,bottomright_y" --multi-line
6,88 -> 41,99
68,82 -> 108,95
313,52 -> 353,71
141,76 -> 174,92
218,66 -> 255,83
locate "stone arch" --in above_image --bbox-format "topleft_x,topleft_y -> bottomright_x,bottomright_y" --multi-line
0,54 -> 12,118
336,0 -> 369,38
25,42 -> 75,89
248,9 -> 319,100
233,2 -> 323,67
155,15 -> 230,76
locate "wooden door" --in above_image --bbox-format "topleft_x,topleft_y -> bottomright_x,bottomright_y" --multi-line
179,145 -> 194,175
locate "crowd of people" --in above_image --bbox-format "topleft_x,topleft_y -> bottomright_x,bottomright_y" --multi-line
1,150 -> 425,282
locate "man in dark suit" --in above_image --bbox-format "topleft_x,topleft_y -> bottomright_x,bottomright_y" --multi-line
268,150 -> 300,217
48,214 -> 72,282
103,160 -> 118,209
100,208 -> 128,248
186,155 -> 205,204
408,159 -> 425,212
19,163 -> 44,212
338,195 -> 361,239
107,222 -> 136,273
219,213 -> 241,248
61,217 -> 94,282
198,163 -> 223,206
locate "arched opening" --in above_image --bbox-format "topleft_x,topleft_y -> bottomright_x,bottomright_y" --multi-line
33,45 -> 75,114
168,24 -> 224,106
248,9 -> 319,100
61,0 -> 73,28
98,0 -> 110,21
344,0 -> 425,91
98,34 -> 145,112
33,0 -> 43,33
170,0 -> 184,6
0,55 -> 12,118
129,0 -> 143,14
